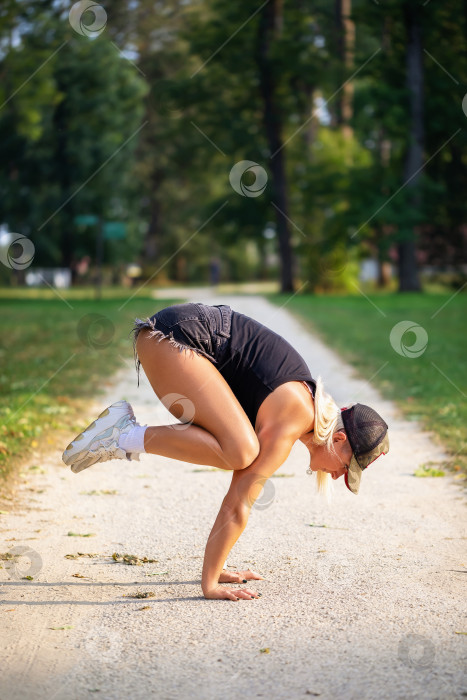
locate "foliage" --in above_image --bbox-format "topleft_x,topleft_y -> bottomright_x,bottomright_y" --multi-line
0,1 -> 147,270
0,0 -> 465,288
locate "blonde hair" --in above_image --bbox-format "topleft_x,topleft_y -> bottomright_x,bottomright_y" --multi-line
315,469 -> 334,501
310,376 -> 345,502
312,376 -> 342,449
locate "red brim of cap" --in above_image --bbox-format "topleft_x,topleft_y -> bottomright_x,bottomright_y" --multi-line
344,470 -> 352,493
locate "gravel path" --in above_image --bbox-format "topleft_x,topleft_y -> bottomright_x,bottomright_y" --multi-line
1,293 -> 465,700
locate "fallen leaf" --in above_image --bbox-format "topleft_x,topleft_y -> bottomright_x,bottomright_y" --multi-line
71,573 -> 87,578
308,523 -> 349,530
22,575 -> 33,580
123,591 -> 156,599
260,648 -> 270,654
112,552 -> 158,566
454,631 -> 467,635
67,532 -> 96,537
49,626 -> 73,630
414,467 -> 445,478
137,606 -> 151,611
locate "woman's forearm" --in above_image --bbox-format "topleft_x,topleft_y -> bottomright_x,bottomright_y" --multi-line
201,430 -> 296,597
201,504 -> 248,594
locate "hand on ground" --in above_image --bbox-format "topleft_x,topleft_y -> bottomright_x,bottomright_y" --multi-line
218,567 -> 265,584
203,585 -> 261,601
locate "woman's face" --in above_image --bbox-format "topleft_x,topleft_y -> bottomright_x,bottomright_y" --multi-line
307,431 -> 353,481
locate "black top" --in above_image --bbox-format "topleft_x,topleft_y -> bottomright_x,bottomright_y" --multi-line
218,310 -> 317,429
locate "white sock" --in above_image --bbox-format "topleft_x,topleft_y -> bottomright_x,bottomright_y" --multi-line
118,425 -> 147,454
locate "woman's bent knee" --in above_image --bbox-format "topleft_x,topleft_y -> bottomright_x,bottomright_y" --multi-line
228,437 -> 260,470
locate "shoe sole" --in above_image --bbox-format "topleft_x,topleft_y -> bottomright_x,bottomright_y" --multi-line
62,401 -> 134,472
68,425 -> 123,474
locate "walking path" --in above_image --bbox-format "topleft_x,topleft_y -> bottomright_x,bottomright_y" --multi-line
1,292 -> 465,700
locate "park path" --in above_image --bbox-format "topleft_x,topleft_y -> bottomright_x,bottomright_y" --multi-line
1,291 -> 465,700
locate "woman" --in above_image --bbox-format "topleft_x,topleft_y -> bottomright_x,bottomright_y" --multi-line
63,302 -> 389,602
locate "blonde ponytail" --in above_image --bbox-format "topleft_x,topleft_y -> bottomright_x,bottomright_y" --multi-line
311,376 -> 344,502
311,376 -> 341,451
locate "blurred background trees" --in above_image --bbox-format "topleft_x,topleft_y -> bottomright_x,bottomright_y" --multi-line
0,0 -> 465,292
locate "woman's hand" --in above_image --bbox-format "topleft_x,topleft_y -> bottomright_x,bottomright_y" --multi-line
203,585 -> 261,601
218,567 -> 264,584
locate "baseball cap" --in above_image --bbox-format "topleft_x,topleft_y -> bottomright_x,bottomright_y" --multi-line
340,403 -> 389,495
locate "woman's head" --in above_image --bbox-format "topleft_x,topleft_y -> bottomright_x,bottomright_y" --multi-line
308,427 -> 352,478
300,377 -> 389,499
299,377 -> 348,499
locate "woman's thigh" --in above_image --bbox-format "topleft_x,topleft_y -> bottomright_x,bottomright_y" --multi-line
135,331 -> 260,469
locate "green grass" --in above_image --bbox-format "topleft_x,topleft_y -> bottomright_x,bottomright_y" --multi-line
0,288 -> 175,486
268,291 -> 467,478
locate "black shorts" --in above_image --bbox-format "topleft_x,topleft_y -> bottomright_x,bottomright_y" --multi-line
131,301 -> 316,429
131,302 -> 233,385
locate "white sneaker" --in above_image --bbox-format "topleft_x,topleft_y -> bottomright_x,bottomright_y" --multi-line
62,400 -> 141,474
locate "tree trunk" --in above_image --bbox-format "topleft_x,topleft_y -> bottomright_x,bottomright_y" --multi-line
375,18 -> 392,289
144,170 -> 162,261
54,84 -> 75,276
398,1 -> 423,292
334,0 -> 355,141
255,0 -> 294,293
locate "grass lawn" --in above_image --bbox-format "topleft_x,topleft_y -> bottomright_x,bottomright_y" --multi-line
0,288 -> 173,492
269,291 -> 467,479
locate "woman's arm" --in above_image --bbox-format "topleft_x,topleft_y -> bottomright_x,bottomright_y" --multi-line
201,427 -> 297,600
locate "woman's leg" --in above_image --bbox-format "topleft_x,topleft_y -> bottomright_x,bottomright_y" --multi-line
136,330 -> 260,471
